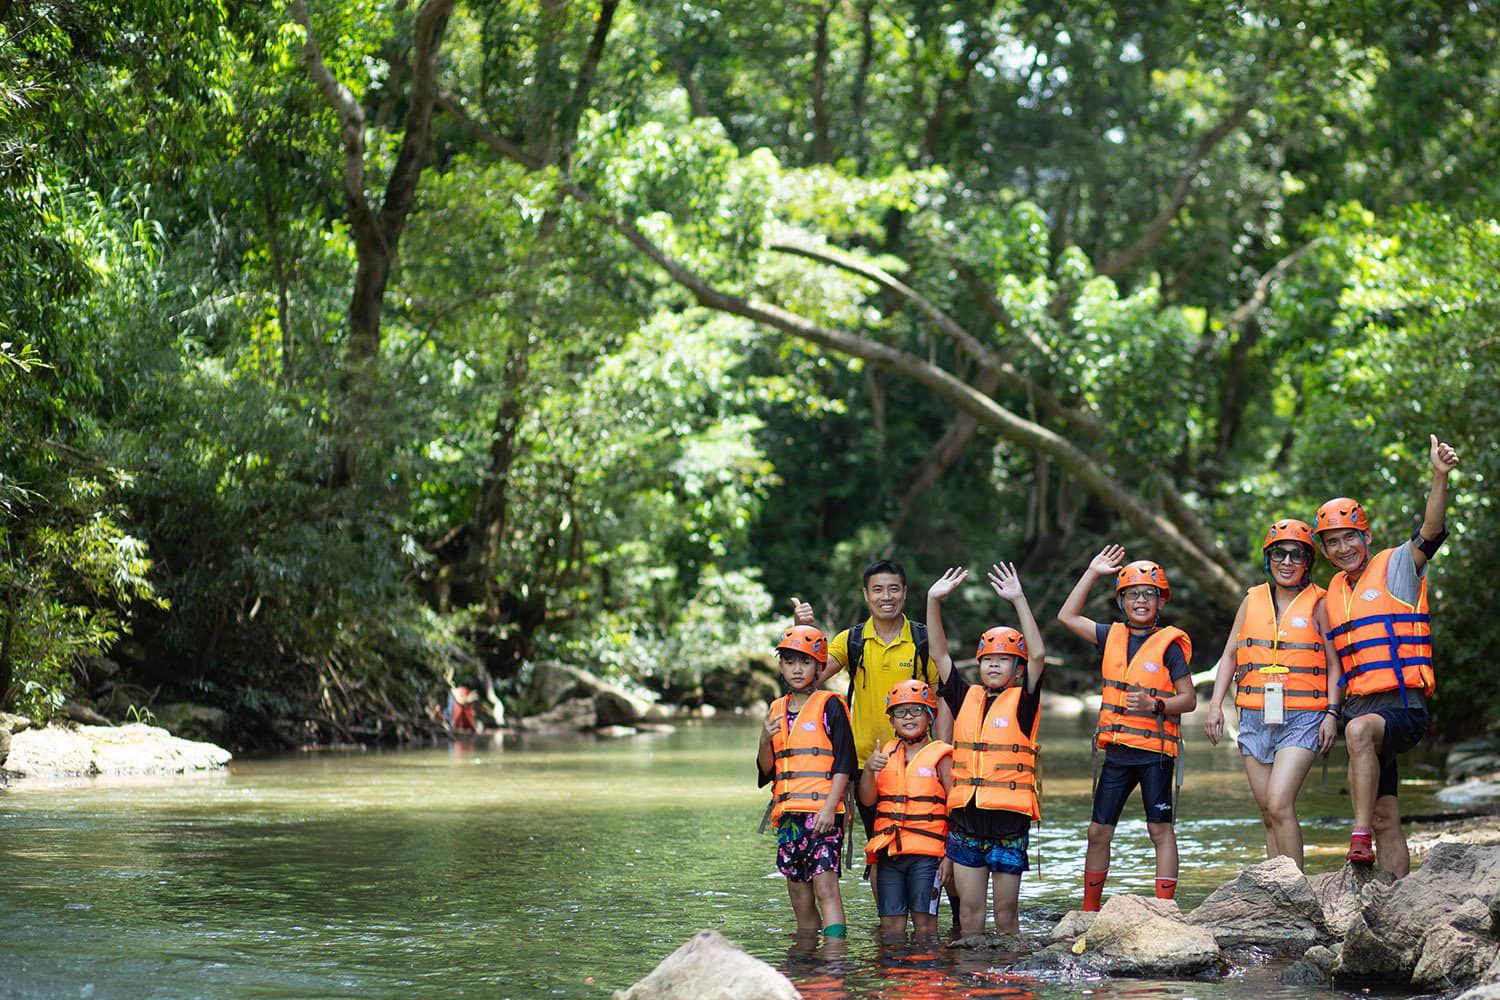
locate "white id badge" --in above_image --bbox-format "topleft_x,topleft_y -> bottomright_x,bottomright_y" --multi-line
1263,682 -> 1286,726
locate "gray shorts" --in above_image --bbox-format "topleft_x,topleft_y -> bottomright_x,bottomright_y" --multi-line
1236,706 -> 1324,764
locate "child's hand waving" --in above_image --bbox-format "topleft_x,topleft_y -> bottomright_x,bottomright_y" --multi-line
987,562 -> 1025,603
927,566 -> 968,602
1089,544 -> 1126,577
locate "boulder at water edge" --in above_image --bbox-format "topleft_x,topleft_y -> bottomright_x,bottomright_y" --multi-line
613,930 -> 801,1000
1186,855 -> 1330,954
3,723 -> 231,778
1033,894 -> 1224,977
1334,842 -> 1500,990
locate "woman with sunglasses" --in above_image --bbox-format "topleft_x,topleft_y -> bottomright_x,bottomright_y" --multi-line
1202,519 -> 1340,870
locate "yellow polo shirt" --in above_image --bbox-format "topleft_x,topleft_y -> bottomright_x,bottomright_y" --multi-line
828,616 -> 939,765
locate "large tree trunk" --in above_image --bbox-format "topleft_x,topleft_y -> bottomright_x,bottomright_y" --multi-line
294,0 -> 456,488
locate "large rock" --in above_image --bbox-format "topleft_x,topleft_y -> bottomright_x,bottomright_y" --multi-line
85,724 -> 232,775
1437,779 -> 1500,807
1047,909 -> 1098,942
0,727 -> 9,768
524,696 -> 597,732
702,657 -> 781,711
1335,842 -> 1500,988
1410,897 -> 1499,992
151,702 -> 231,745
1187,855 -> 1330,954
1308,862 -> 1395,936
1039,894 -> 1224,977
3,724 -> 230,778
4,727 -> 95,776
527,661 -> 666,725
613,929 -> 801,1000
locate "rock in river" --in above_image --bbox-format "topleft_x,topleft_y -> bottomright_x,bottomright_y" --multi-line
614,929 -> 801,1000
1186,855 -> 1330,955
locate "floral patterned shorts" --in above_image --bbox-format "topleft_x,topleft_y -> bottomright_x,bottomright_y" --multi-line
775,813 -> 845,882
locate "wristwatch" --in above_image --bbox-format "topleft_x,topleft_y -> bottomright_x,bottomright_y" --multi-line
1154,698 -> 1166,717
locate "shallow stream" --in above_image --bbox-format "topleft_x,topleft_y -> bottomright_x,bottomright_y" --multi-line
0,712 -> 1443,998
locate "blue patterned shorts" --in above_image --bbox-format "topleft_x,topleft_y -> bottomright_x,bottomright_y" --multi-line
945,830 -> 1029,874
775,813 -> 844,882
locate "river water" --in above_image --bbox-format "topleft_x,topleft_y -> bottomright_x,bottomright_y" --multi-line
0,712 -> 1441,998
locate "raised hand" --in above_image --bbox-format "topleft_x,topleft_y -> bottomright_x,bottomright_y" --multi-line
987,562 -> 1025,603
1089,544 -> 1126,577
865,748 -> 889,773
762,706 -> 780,741
1431,434 -> 1460,476
927,566 -> 969,602
791,596 -> 815,626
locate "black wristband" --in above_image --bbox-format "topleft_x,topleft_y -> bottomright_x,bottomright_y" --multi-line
1412,527 -> 1449,559
1154,698 -> 1166,717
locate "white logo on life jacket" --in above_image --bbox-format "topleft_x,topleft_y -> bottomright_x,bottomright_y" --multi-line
917,767 -> 934,777
1291,617 -> 1309,629
801,722 -> 817,731
1360,589 -> 1381,601
1142,662 -> 1161,673
993,717 -> 1010,727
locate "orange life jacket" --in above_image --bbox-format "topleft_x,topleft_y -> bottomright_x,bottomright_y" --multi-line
948,684 -> 1041,819
1095,623 -> 1190,757
864,739 -> 952,862
1234,583 -> 1329,712
1326,547 -> 1433,701
769,690 -> 849,825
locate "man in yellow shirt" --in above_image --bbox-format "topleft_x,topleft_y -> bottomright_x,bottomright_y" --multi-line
793,560 -> 951,835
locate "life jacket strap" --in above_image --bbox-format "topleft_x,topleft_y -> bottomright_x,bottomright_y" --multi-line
773,746 -> 835,759
1236,638 -> 1324,652
953,741 -> 1035,754
1325,611 -> 1430,640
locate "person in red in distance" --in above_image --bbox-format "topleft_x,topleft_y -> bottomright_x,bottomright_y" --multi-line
1315,434 -> 1459,875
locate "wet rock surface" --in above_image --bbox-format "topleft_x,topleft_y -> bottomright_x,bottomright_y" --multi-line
1036,894 -> 1225,977
1186,855 -> 1330,955
614,929 -> 801,1000
3,723 -> 231,779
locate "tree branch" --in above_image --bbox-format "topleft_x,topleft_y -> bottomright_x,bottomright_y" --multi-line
291,0 -> 371,229
450,102 -> 1249,611
1098,93 -> 1258,278
770,240 -> 1103,439
555,0 -> 620,166
376,0 -> 457,243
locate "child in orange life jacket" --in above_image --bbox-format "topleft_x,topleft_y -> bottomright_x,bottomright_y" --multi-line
1202,519 -> 1340,871
1058,545 -> 1196,911
926,562 -> 1047,937
857,679 -> 953,937
757,625 -> 857,937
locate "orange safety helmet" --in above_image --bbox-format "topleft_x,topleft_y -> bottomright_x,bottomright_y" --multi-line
1314,497 -> 1370,537
1262,518 -> 1315,586
776,625 -> 828,665
975,626 -> 1027,661
1115,560 -> 1171,604
1263,518 -> 1315,550
885,678 -> 938,712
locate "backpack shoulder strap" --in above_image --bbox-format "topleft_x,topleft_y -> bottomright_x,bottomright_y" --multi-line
846,618 -> 868,701
911,620 -> 929,678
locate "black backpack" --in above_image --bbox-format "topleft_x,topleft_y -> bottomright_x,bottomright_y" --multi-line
845,616 -> 930,706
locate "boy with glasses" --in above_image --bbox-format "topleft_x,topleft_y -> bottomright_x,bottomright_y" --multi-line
1058,546 -> 1196,911
859,679 -> 953,937
1314,434 -> 1460,874
1202,520 -> 1340,870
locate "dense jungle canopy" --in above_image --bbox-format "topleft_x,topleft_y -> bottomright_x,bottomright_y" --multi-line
3,0 -> 1497,745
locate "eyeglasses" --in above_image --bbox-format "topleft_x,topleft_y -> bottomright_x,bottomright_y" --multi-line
1268,546 -> 1309,565
1119,586 -> 1160,602
889,706 -> 928,720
